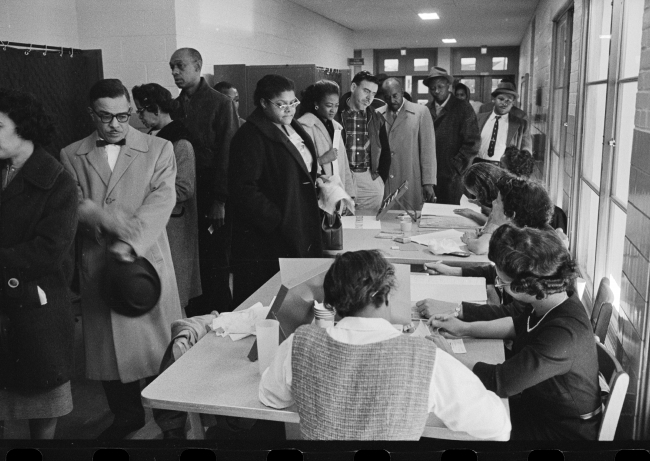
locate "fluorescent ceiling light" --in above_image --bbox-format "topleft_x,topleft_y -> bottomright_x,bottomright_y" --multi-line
442,38 -> 457,44
418,13 -> 440,20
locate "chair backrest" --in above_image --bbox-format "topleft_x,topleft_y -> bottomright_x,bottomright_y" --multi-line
594,302 -> 613,344
596,342 -> 629,441
592,277 -> 614,330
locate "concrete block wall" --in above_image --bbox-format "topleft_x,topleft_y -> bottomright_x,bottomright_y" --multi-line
174,0 -> 354,80
0,0 -> 79,48
621,0 -> 650,438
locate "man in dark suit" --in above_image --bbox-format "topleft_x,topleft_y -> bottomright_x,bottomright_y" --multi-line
425,67 -> 480,205
475,82 -> 532,164
169,48 -> 239,315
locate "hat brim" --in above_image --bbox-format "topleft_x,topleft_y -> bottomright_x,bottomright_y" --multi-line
107,257 -> 161,317
491,89 -> 519,99
423,74 -> 454,88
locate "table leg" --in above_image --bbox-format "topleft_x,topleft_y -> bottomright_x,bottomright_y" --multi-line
187,412 -> 206,440
284,422 -> 302,440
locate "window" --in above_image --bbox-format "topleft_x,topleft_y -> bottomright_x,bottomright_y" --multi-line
459,78 -> 476,94
413,58 -> 428,72
575,0 -> 643,309
492,57 -> 508,70
460,58 -> 476,71
418,81 -> 429,94
417,99 -> 429,106
384,59 -> 399,72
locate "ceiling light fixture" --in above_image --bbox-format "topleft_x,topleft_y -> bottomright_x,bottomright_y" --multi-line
481,45 -> 488,54
418,13 -> 440,20
400,48 -> 407,56
442,38 -> 457,44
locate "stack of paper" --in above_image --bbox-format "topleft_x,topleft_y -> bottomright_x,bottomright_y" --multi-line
419,200 -> 480,228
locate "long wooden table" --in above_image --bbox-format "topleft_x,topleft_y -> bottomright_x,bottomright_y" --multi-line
325,210 -> 489,266
142,273 -> 508,441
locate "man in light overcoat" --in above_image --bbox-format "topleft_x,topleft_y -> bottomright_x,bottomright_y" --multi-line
60,79 -> 181,440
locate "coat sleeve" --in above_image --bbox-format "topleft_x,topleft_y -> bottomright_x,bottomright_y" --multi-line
122,141 -> 177,257
377,122 -> 392,183
339,136 -> 355,198
0,169 -> 78,282
211,98 -> 239,204
452,103 -> 481,175
419,107 -> 437,185
228,128 -> 282,233
518,117 -> 533,155
472,320 -> 577,398
172,139 -> 196,203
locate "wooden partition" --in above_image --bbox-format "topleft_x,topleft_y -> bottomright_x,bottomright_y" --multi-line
214,64 -> 351,118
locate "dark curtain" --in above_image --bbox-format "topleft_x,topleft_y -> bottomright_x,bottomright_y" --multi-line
0,46 -> 103,157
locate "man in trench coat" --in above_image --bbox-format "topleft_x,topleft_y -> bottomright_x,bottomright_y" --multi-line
60,79 -> 181,440
379,78 -> 437,209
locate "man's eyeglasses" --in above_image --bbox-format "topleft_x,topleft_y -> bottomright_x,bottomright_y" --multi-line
267,99 -> 300,111
92,108 -> 131,123
494,275 -> 511,290
496,96 -> 514,105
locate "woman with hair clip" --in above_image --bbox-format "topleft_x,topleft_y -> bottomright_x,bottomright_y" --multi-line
259,249 -> 511,440
297,79 -> 354,199
132,83 -> 201,314
425,225 -> 601,440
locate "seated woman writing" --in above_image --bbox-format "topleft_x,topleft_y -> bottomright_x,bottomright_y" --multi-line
259,250 -> 511,441
456,175 -> 554,255
452,162 -> 506,226
423,225 -> 601,440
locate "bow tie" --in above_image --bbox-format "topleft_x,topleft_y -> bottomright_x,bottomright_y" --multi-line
96,139 -> 126,147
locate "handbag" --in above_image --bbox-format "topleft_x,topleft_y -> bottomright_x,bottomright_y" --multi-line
321,210 -> 343,251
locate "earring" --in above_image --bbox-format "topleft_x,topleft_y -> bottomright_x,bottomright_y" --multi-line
315,106 -> 319,110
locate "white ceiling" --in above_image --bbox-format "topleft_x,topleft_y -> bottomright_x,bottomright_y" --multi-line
289,0 -> 540,48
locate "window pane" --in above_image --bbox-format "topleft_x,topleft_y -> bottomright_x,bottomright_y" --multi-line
418,80 -> 429,94
459,78 -> 476,94
612,80 -> 638,203
384,59 -> 399,72
606,202 -> 627,310
491,78 -> 500,93
554,19 -> 568,83
551,88 -> 564,153
581,84 -> 607,188
549,152 -> 561,205
586,0 -> 613,82
492,57 -> 508,71
577,184 -> 600,288
414,58 -> 429,72
461,58 -> 476,71
620,0 -> 644,79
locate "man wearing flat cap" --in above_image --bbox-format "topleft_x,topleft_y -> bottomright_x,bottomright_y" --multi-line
475,82 -> 532,163
61,78 -> 182,440
425,67 -> 480,205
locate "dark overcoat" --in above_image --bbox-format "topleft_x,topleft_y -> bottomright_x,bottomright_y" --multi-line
229,108 -> 323,268
0,147 -> 78,390
427,94 -> 480,204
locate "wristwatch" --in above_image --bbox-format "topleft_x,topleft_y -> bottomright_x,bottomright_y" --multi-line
454,302 -> 462,319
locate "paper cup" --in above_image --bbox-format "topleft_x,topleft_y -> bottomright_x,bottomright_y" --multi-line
400,221 -> 412,232
256,319 -> 280,374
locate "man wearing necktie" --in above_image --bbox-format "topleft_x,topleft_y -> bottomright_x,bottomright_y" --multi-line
476,82 -> 532,164
379,78 -> 437,209
60,79 -> 181,439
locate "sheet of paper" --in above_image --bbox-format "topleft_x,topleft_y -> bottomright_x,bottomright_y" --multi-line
410,275 -> 487,302
459,195 -> 482,213
421,203 -> 464,217
341,215 -> 382,230
410,229 -> 465,246
418,216 -> 478,229
449,339 -> 467,354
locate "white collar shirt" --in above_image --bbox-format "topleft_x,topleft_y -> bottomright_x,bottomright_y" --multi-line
479,111 -> 509,161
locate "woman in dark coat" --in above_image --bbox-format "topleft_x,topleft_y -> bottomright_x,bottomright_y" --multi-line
132,83 -> 201,312
229,75 -> 323,305
0,88 -> 78,439
426,225 -> 601,440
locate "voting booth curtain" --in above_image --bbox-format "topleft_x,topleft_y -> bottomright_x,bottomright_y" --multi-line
0,44 -> 103,157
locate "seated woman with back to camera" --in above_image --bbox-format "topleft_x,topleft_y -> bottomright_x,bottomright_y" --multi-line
259,250 -> 511,441
420,225 -> 601,440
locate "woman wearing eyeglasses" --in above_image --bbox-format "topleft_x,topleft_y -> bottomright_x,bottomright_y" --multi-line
131,83 -> 201,315
228,75 -> 323,304
426,225 -> 601,440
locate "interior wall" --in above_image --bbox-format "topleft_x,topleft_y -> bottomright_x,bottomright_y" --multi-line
0,0 -> 80,48
75,0 -> 178,96
174,0 -> 354,83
